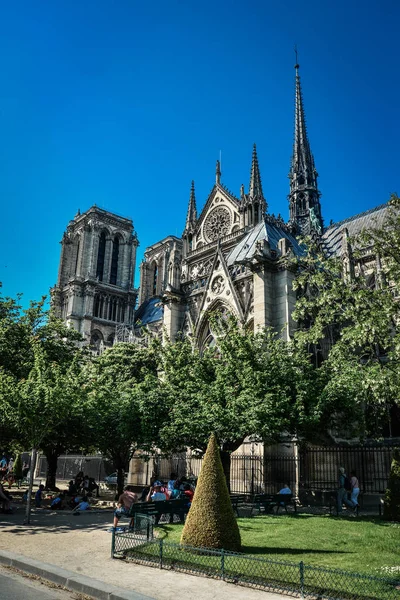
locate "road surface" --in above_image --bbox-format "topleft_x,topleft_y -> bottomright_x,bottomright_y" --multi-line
0,566 -> 84,600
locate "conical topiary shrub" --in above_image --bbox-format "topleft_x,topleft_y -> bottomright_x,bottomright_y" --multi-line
383,450 -> 400,521
180,433 -> 241,551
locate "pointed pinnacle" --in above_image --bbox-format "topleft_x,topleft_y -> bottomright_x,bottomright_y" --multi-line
185,180 -> 197,231
249,143 -> 263,199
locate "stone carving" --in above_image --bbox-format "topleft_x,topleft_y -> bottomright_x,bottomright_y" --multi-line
211,275 -> 225,295
204,207 -> 232,242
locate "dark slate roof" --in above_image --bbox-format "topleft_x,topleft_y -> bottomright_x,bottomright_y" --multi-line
322,203 -> 389,257
134,297 -> 163,326
227,220 -> 303,266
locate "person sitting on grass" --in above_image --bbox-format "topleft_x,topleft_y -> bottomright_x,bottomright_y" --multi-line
88,477 -> 100,498
67,480 -> 78,497
35,484 -> 45,508
113,485 -> 137,529
50,492 -> 65,510
72,495 -> 90,514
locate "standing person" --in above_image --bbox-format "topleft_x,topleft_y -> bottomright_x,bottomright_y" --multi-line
113,486 -> 137,529
350,471 -> 360,509
337,467 -> 353,514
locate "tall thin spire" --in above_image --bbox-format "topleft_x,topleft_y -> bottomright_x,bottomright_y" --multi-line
291,63 -> 315,180
288,60 -> 322,235
184,180 -> 197,232
249,143 -> 264,199
216,159 -> 221,184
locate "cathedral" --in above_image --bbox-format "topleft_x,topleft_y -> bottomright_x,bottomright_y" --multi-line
52,64 -> 388,351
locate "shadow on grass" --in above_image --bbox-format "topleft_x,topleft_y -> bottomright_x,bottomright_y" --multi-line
242,545 -> 351,556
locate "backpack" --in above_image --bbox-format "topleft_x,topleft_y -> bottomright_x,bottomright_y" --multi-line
344,476 -> 352,491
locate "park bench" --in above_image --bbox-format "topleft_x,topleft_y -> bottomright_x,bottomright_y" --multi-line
251,493 -> 297,515
229,494 -> 246,516
128,498 -> 190,525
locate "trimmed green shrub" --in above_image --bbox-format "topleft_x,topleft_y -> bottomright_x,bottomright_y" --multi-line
180,433 -> 241,551
383,450 -> 400,521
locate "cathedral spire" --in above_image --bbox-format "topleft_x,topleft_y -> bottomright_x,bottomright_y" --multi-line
249,143 -> 264,199
184,180 -> 197,231
289,61 -> 323,235
216,159 -> 221,185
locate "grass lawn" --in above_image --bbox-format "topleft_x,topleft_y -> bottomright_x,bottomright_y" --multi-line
155,515 -> 400,577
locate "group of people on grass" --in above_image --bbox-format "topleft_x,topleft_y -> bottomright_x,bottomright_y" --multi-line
113,473 -> 196,529
31,471 -> 100,513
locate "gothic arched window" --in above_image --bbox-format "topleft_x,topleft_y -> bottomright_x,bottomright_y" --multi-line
96,232 -> 106,281
110,236 -> 120,285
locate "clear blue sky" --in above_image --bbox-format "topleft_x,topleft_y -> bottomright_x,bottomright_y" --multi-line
0,0 -> 398,304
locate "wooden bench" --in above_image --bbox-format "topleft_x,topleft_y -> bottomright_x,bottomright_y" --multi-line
251,493 -> 297,515
128,498 -> 190,525
230,494 -> 246,516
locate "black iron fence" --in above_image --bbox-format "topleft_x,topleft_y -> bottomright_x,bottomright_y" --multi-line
37,445 -> 399,495
36,454 -> 113,483
130,445 -> 398,496
112,531 -> 400,600
299,445 -> 398,494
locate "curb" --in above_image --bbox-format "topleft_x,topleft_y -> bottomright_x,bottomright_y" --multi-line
0,550 -> 155,600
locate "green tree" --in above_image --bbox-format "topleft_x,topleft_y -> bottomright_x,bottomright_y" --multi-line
85,342 -> 165,497
383,450 -> 400,521
181,433 -> 241,551
291,208 -> 400,438
16,343 -> 86,522
0,286 -> 87,489
159,315 -> 324,488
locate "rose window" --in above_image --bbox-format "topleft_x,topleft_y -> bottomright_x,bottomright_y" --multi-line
204,207 -> 232,242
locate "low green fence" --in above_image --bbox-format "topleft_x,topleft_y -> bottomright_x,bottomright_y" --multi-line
112,530 -> 400,600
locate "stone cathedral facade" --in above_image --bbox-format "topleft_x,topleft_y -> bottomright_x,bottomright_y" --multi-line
53,64 -> 389,352
134,64 -> 324,346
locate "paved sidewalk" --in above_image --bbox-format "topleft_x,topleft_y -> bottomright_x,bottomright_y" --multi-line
0,509 -> 287,600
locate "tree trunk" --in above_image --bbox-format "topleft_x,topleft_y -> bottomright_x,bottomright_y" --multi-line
220,449 -> 231,492
24,448 -> 37,525
113,456 -> 126,499
44,448 -> 60,490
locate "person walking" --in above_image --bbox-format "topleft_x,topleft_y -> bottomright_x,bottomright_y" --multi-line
350,471 -> 360,509
337,467 -> 353,514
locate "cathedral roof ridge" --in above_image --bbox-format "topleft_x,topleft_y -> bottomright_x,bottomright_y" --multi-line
325,202 -> 389,231
83,204 -> 134,225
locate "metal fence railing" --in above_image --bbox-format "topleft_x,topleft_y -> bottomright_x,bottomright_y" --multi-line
36,454 -> 113,482
111,532 -> 400,600
130,445 -> 399,496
